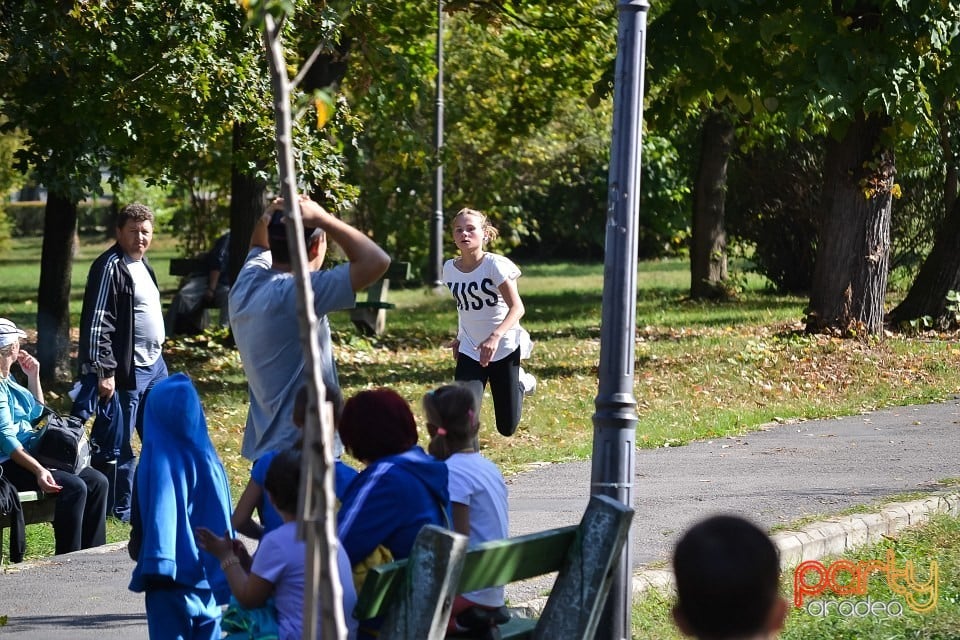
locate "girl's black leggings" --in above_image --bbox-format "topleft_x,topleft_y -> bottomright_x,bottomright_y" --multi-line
454,347 -> 523,436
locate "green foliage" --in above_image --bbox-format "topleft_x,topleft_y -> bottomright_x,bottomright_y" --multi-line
0,207 -> 11,253
888,106 -> 958,289
0,202 -> 45,236
339,0 -> 621,267
727,117 -> 951,295
0,119 -> 25,197
726,139 -> 821,293
0,1 -> 356,255
2,201 -> 114,237
778,1 -> 960,135
638,132 -> 695,258
647,0 -> 960,306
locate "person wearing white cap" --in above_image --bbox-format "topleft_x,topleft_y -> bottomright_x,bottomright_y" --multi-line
0,318 -> 108,555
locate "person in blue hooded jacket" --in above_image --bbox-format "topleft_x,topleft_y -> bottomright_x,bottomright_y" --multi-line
128,373 -> 234,639
337,388 -> 450,568
337,389 -> 450,638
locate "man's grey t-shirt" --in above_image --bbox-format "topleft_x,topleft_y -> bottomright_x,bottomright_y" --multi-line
127,257 -> 165,367
228,247 -> 355,461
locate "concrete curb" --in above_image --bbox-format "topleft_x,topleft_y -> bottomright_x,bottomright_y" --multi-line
1,539 -> 129,574
511,491 -> 960,616
772,491 -> 960,570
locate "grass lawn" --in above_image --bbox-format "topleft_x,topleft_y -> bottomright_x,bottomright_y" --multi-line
632,513 -> 960,639
5,233 -> 960,560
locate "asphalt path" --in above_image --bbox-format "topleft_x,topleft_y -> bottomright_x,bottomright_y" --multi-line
2,398 -> 958,638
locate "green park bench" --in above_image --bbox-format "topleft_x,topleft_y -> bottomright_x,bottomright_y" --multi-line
350,261 -> 413,336
169,256 -> 208,280
169,256 -> 222,334
0,490 -> 57,564
174,256 -> 414,336
353,494 -> 634,640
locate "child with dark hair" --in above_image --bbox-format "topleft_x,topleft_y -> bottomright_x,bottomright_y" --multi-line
672,515 -> 787,640
233,384 -> 358,539
424,382 -> 509,635
197,448 -> 358,640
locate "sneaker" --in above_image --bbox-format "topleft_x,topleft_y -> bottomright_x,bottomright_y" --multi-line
519,367 -> 537,396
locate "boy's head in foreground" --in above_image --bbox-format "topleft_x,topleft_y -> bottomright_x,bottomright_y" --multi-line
672,515 -> 787,640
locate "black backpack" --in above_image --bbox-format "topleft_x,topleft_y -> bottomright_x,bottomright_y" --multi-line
30,410 -> 91,474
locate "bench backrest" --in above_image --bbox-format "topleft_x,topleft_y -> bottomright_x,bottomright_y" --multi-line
354,494 -> 633,640
354,525 -> 578,621
169,257 -> 207,277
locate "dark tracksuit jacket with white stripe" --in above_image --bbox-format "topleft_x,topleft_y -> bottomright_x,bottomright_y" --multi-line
77,243 -> 158,391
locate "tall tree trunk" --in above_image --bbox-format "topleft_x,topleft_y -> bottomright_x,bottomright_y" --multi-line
37,193 -> 78,383
806,112 -> 893,336
229,121 -> 266,282
887,196 -> 960,327
939,107 -> 958,219
690,108 -> 733,299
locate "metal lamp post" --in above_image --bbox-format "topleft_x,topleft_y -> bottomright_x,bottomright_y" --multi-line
590,0 -> 649,638
428,0 -> 445,287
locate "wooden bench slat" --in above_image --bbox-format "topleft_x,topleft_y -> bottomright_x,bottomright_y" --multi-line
1,490 -> 57,559
350,261 -> 412,336
17,491 -> 42,503
354,559 -> 409,621
456,526 -> 578,593
533,495 -> 633,639
354,301 -> 397,310
169,257 -> 207,277
378,526 -> 468,640
499,616 -> 538,640
353,495 -> 634,640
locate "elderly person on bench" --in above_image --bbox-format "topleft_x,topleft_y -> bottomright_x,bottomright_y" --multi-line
0,318 -> 107,556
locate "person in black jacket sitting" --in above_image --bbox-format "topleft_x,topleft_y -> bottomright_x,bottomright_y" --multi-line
166,231 -> 232,336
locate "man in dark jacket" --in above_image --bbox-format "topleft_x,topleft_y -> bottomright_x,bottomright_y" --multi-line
165,231 -> 231,336
73,203 -> 168,522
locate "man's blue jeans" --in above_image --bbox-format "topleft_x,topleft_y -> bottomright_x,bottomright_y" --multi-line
113,357 -> 169,522
76,357 -> 168,522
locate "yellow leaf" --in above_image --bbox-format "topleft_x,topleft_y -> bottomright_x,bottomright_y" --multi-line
315,97 -> 334,129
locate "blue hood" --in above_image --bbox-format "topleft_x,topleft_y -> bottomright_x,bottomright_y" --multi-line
129,373 -> 234,603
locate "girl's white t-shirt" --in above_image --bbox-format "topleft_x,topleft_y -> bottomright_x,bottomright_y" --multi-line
446,452 -> 509,607
443,253 -> 524,363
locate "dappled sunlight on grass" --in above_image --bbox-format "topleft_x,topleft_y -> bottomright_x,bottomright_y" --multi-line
10,250 -> 960,557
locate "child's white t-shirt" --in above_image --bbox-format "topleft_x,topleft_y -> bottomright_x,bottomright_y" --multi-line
446,452 -> 509,607
443,253 -> 526,363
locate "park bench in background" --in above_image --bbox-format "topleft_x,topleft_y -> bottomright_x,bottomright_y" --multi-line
0,490 -> 57,564
169,256 -> 220,334
350,261 -> 413,336
169,256 -> 207,280
354,493 -> 634,640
